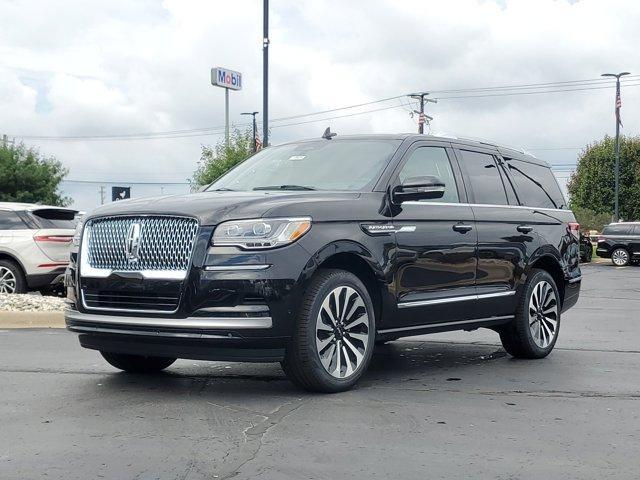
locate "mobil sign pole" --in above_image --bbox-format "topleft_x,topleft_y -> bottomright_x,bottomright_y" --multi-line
211,67 -> 243,147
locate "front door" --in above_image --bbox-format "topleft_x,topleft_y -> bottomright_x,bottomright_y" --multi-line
390,142 -> 478,328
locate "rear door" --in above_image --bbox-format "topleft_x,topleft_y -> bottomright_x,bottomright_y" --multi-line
390,141 -> 478,328
454,147 -> 539,318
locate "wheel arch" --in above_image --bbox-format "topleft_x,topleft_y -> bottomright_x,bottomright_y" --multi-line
0,251 -> 27,277
526,252 -> 566,306
303,240 -> 390,328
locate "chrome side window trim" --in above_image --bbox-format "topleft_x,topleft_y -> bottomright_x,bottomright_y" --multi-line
403,201 -> 569,214
397,290 -> 516,309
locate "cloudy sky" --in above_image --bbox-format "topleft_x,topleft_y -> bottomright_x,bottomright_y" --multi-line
1,0 -> 639,210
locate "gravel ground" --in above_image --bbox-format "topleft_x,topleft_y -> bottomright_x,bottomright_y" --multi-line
0,293 -> 65,312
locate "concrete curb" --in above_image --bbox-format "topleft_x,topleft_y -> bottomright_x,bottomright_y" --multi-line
0,311 -> 65,329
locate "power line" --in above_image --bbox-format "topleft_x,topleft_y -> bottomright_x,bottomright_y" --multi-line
10,76 -> 640,141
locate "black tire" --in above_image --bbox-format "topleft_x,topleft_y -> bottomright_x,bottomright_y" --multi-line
101,352 -> 176,373
0,259 -> 27,294
582,247 -> 592,263
282,269 -> 376,393
611,247 -> 630,267
499,269 -> 561,359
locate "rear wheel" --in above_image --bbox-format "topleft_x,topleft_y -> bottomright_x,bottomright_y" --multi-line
0,259 -> 26,294
611,248 -> 630,267
101,352 -> 176,373
500,269 -> 560,359
282,269 -> 375,393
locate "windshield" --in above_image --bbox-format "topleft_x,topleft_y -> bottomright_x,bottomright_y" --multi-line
206,139 -> 401,192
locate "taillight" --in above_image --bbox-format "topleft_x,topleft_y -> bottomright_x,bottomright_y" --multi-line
568,222 -> 580,239
34,235 -> 73,243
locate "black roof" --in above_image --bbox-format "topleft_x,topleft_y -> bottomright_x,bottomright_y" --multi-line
286,133 -> 547,166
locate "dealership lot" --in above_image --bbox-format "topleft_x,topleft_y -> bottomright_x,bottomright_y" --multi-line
1,262 -> 638,480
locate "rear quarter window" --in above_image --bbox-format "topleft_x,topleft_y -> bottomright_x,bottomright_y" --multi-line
0,210 -> 27,230
505,158 -> 566,209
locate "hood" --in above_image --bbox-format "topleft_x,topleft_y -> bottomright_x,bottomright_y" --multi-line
85,190 -> 363,225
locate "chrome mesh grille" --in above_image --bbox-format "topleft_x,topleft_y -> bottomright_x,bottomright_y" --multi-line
86,216 -> 199,271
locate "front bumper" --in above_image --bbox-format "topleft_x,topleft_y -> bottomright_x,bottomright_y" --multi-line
65,307 -> 286,362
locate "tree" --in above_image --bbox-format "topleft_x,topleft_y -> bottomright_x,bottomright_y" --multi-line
567,135 -> 640,222
192,128 -> 254,187
571,206 -> 612,233
0,142 -> 70,206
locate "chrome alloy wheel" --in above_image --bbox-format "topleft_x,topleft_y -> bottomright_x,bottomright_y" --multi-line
315,286 -> 370,379
0,267 -> 17,294
612,248 -> 629,266
528,280 -> 558,349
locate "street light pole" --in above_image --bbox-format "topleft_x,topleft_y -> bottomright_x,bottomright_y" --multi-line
602,71 -> 630,222
242,111 -> 259,152
263,0 -> 269,147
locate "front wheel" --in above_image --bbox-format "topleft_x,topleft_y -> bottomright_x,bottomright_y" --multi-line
101,352 -> 176,373
611,248 -> 630,267
499,269 -> 560,359
282,269 -> 375,393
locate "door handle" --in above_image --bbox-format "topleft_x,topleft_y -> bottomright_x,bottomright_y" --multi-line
452,223 -> 473,234
517,225 -> 534,234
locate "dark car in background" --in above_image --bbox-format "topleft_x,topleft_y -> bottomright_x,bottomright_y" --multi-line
596,222 -> 640,266
65,134 -> 582,392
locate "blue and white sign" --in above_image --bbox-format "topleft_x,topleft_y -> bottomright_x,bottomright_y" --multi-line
211,67 -> 242,90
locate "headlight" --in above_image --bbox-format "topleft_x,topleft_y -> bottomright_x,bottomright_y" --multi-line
212,217 -> 311,249
72,218 -> 85,247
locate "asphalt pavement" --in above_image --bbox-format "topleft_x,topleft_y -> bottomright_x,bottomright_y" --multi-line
1,262 -> 639,479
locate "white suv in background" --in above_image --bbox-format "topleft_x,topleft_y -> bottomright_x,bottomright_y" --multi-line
0,202 -> 79,294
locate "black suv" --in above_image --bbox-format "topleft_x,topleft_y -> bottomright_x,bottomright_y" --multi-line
65,134 -> 582,392
596,222 -> 640,266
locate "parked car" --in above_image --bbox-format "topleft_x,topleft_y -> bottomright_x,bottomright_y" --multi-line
0,202 -> 79,294
596,222 -> 640,266
579,233 -> 593,262
65,134 -> 581,392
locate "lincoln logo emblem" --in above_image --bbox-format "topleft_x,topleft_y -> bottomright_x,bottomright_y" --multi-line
125,223 -> 142,262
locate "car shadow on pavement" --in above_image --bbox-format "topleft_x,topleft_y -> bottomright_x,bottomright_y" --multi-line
88,340 -> 509,398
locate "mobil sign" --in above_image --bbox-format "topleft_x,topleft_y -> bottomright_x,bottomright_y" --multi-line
211,67 -> 242,90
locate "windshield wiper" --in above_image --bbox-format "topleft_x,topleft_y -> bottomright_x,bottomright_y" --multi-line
253,184 -> 316,191
212,187 -> 235,191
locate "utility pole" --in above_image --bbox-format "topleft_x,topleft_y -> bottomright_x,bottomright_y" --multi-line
263,0 -> 269,147
99,186 -> 106,205
601,71 -> 630,222
408,92 -> 437,134
241,111 -> 259,152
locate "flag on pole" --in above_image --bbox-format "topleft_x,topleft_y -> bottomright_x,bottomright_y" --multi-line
615,88 -> 623,127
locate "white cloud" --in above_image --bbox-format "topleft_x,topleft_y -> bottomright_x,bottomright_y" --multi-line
0,0 -> 638,209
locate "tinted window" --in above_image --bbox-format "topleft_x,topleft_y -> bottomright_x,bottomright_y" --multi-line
505,159 -> 566,209
208,139 -> 401,192
602,224 -> 634,235
459,150 -> 508,205
0,211 -> 27,230
31,209 -> 78,229
398,147 -> 459,203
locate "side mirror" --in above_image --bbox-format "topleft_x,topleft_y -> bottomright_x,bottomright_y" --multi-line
392,175 -> 445,203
